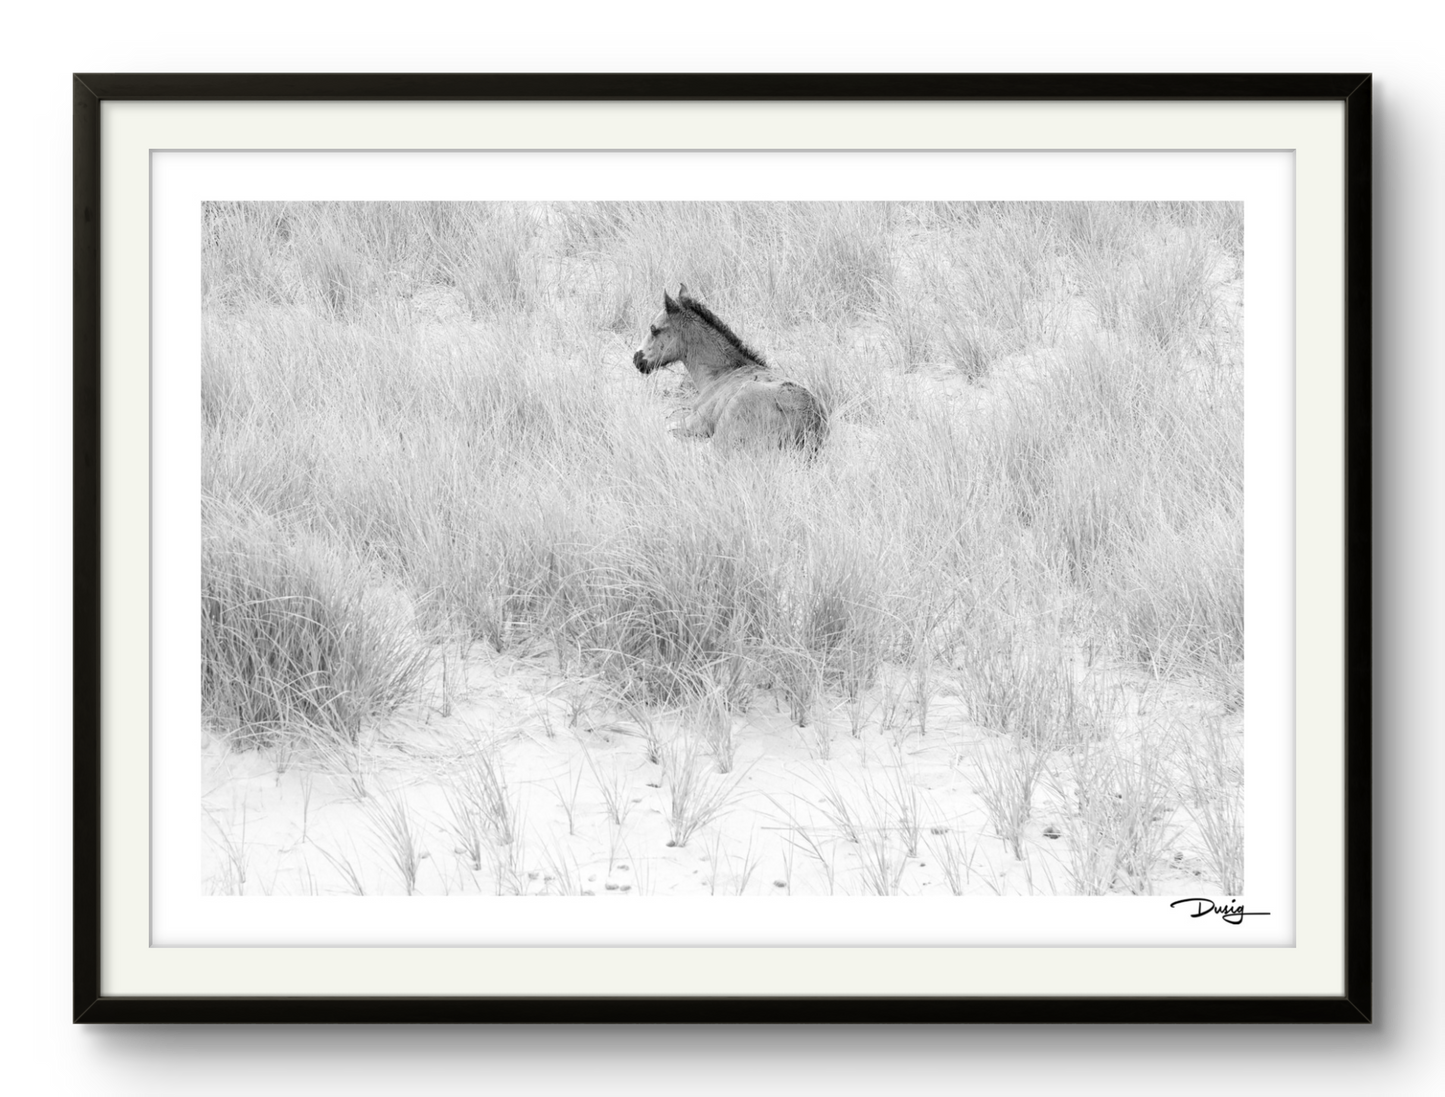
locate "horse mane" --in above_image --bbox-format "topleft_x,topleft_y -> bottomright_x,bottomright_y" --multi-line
679,293 -> 768,367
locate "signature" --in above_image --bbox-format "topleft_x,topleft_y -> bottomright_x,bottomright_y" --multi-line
1169,898 -> 1271,926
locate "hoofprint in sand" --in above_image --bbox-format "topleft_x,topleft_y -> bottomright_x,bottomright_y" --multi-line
203,639 -> 1240,899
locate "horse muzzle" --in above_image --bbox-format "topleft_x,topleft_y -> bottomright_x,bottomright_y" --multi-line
632,350 -> 656,374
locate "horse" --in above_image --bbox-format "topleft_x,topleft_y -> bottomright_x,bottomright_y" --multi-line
632,284 -> 827,455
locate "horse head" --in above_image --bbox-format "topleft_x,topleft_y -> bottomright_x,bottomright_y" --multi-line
632,286 -> 689,374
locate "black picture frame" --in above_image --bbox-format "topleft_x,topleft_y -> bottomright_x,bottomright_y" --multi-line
73,72 -> 1372,1024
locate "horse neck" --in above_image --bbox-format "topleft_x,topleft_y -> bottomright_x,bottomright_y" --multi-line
680,325 -> 758,389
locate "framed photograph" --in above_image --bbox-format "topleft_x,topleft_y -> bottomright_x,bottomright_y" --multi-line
74,73 -> 1371,1022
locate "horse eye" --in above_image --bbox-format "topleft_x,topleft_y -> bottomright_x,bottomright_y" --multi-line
650,326 -> 661,337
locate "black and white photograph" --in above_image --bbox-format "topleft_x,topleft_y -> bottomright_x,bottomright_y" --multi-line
70,63 -> 1364,1023
199,198 -> 1246,903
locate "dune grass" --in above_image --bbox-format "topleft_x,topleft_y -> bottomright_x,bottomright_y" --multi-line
202,199 -> 1244,894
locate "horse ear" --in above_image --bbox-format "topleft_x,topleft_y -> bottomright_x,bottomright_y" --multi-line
663,291 -> 680,314
677,281 -> 690,298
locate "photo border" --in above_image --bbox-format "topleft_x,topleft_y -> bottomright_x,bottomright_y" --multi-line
72,72 -> 1372,1023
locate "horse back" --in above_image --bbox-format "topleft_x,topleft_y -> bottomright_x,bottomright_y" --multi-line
714,375 -> 827,455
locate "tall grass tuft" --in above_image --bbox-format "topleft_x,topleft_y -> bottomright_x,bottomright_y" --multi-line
1176,718 -> 1244,894
661,736 -> 748,848
201,505 -> 429,747
361,790 -> 425,895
